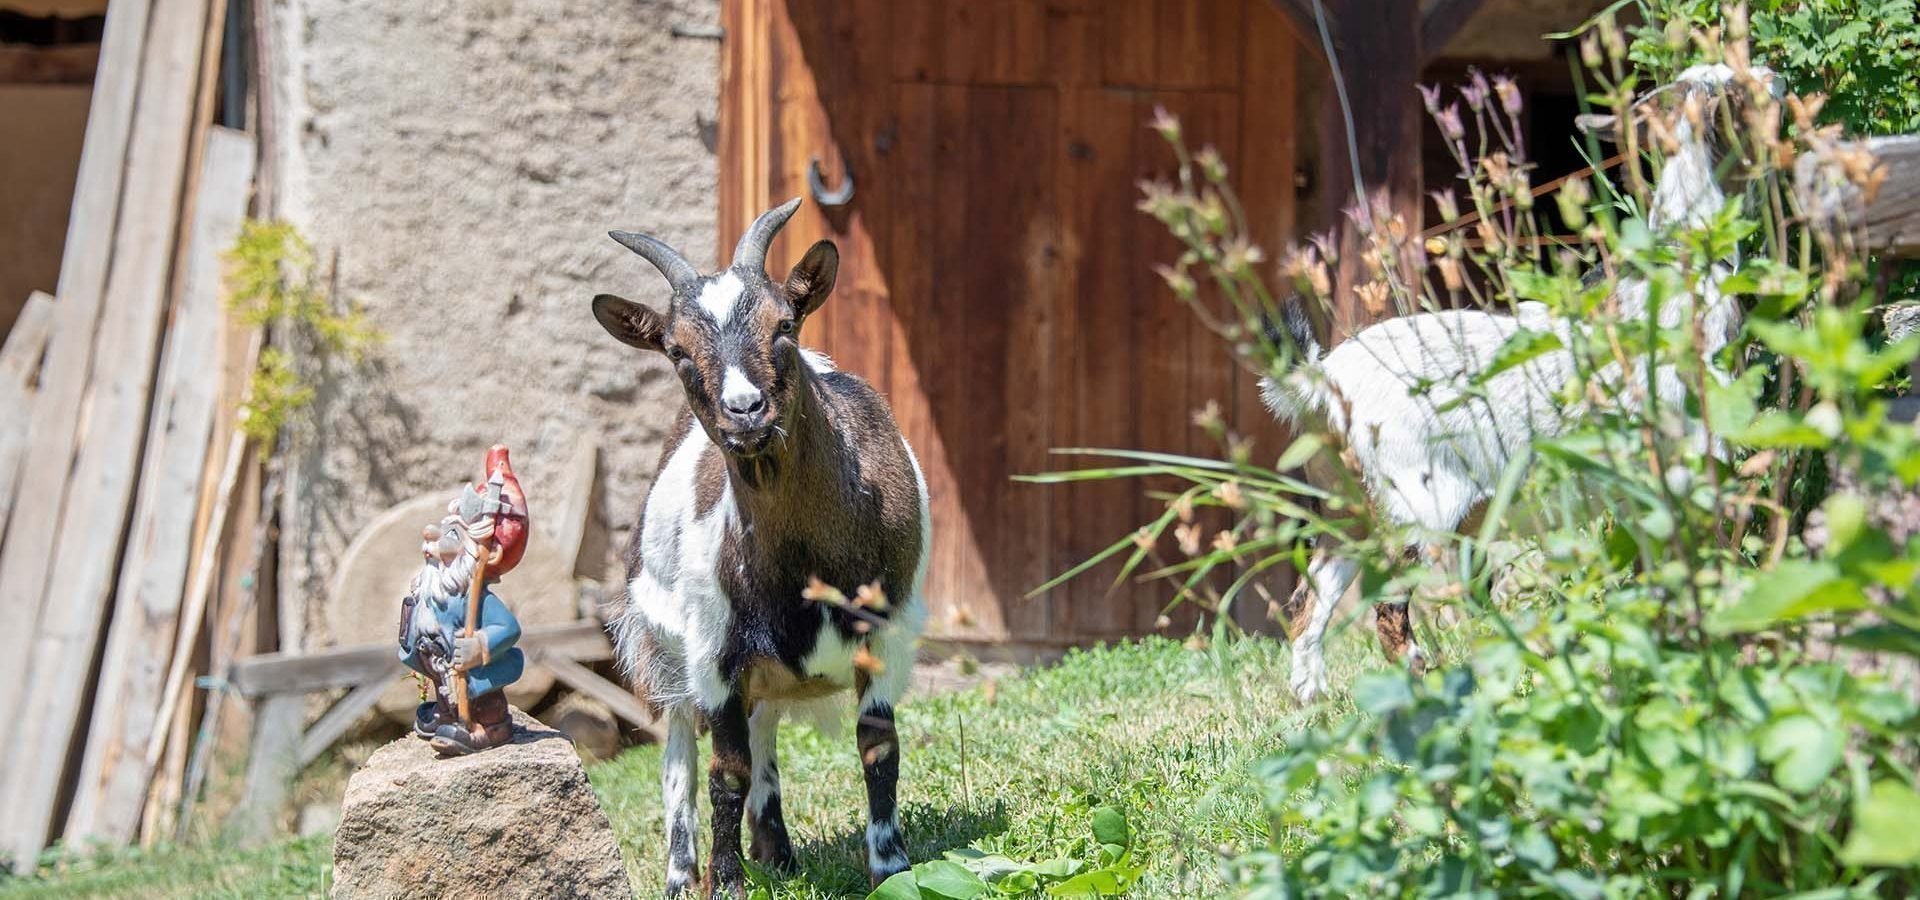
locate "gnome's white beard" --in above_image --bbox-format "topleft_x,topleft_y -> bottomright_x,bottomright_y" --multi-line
411,550 -> 476,604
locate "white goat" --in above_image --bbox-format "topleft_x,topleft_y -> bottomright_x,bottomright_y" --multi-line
1264,64 -> 1774,703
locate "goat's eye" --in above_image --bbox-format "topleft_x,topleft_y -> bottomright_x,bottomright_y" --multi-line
666,345 -> 685,361
777,319 -> 795,335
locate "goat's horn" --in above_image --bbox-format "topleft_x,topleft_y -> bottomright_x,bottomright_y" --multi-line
731,197 -> 803,277
610,231 -> 701,295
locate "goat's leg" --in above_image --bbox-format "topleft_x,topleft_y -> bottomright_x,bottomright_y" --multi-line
855,662 -> 911,886
1290,548 -> 1359,704
1373,601 -> 1430,674
662,706 -> 701,897
745,702 -> 796,873
704,693 -> 752,899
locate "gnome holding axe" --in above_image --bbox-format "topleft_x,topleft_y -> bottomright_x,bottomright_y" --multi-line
398,445 -> 531,755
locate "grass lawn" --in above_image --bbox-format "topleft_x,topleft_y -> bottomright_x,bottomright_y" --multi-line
0,632 -> 1393,899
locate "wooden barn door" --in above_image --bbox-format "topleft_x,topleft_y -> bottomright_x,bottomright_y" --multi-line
721,0 -> 1302,648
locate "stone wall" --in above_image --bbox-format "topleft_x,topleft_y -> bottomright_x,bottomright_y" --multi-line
270,0 -> 719,648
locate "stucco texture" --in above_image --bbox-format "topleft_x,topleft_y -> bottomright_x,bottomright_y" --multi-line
275,0 -> 718,647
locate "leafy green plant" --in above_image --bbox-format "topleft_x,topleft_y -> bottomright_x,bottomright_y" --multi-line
1631,0 -> 1920,136
224,220 -> 380,444
1035,2 -> 1920,896
859,807 -> 1144,900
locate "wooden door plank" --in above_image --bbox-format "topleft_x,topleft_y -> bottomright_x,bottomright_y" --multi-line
0,0 -> 156,738
1129,91 -> 1199,633
1172,91 -> 1244,633
0,0 -> 217,865
1154,0 -> 1245,91
65,127 -> 255,847
1233,2 -> 1301,632
1050,88 -> 1141,640
0,290 -> 55,547
880,84 -> 974,636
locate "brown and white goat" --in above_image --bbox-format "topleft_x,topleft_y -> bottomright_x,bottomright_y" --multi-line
592,199 -> 929,897
1264,63 -> 1777,703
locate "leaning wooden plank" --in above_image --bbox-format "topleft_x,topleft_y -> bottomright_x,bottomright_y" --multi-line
228,620 -> 615,698
1795,134 -> 1920,259
294,678 -> 393,769
538,653 -> 667,743
224,693 -> 303,845
0,0 -> 154,748
0,291 -> 56,544
64,127 -> 255,847
0,0 -> 217,866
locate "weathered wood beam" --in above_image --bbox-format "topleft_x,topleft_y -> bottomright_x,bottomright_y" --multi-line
64,126 -> 255,848
294,679 -> 390,768
1316,0 -> 1424,334
0,291 -> 54,547
1421,0 -> 1490,61
0,0 -> 217,868
538,653 -> 667,744
228,620 -> 616,698
1796,135 -> 1920,259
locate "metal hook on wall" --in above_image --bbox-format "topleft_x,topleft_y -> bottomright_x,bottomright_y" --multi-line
807,156 -> 855,208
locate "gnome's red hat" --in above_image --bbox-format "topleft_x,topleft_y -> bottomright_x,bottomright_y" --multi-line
482,445 -> 531,576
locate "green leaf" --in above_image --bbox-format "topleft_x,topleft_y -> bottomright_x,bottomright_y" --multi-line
1757,713 -> 1844,794
1708,560 -> 1870,633
1352,672 -> 1415,716
1030,857 -> 1085,879
1732,411 -> 1831,449
1275,433 -> 1324,472
1842,780 -> 1920,866
1473,328 -> 1565,387
913,860 -> 989,900
868,869 -> 923,900
1046,866 -> 1137,897
1839,623 -> 1920,659
1090,806 -> 1132,850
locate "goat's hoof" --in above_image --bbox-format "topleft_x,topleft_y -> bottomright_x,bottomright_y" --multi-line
750,841 -> 797,876
1406,644 -> 1433,677
1290,667 -> 1329,705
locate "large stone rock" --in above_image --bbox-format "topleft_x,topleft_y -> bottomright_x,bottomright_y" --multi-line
332,710 -> 631,899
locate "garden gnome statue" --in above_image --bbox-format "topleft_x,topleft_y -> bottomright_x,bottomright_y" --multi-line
397,445 -> 532,755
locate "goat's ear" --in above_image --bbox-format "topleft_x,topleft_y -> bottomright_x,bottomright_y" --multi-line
592,293 -> 668,353
783,240 -> 839,319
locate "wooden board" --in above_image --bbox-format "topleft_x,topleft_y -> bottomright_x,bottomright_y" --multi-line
228,620 -> 617,699
63,127 -> 254,847
1796,135 -> 1920,259
0,0 -> 155,737
0,291 -> 55,546
0,0 -> 217,865
724,0 -> 1305,645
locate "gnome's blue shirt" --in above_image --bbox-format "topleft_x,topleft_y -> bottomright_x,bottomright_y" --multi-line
399,588 -> 524,696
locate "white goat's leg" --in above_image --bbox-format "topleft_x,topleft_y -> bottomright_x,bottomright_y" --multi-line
745,702 -> 796,872
661,706 -> 701,896
1290,548 -> 1359,704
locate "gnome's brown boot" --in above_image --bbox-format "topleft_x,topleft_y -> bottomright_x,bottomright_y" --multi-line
429,689 -> 514,756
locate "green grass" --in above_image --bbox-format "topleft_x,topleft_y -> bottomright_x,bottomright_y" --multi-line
1,631 -> 1399,899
